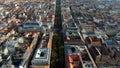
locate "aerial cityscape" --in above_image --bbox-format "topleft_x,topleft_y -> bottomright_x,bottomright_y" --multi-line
0,0 -> 119,68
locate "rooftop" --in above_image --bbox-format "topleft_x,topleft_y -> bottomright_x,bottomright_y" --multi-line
32,48 -> 49,65
66,54 -> 81,68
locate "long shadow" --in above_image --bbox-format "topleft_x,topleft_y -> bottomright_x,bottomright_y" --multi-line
50,0 -> 65,68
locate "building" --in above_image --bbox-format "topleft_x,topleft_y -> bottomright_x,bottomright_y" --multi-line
18,21 -> 44,32
116,32 -> 120,44
65,31 -> 84,45
85,36 -> 102,46
66,54 -> 81,68
0,22 -> 7,30
31,48 -> 50,67
0,46 -> 8,55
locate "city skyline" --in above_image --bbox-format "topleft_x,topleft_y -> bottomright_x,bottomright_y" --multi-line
0,0 -> 119,68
